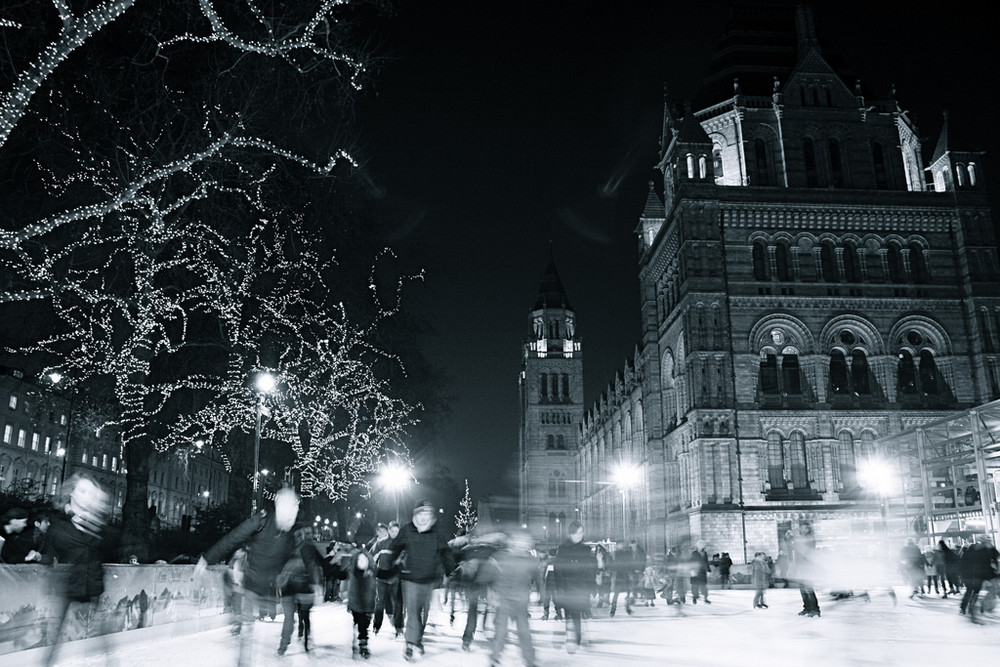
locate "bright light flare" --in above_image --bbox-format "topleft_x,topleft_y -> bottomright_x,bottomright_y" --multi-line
380,464 -> 410,491
255,371 -> 276,394
859,460 -> 895,496
613,463 -> 642,488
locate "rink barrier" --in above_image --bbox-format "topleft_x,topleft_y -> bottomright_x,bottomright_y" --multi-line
0,563 -> 230,656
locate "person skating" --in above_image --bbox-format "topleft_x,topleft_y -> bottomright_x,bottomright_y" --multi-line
751,551 -> 771,609
347,546 -> 377,658
690,541 -> 711,604
370,523 -> 404,637
790,524 -> 820,617
275,526 -> 322,655
388,499 -> 456,662
489,530 -> 538,667
553,520 -> 595,653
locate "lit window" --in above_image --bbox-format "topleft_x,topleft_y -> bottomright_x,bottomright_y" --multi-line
44,436 -> 51,453
699,155 -> 707,179
968,163 -> 977,186
31,433 -> 40,451
686,154 -> 695,179
3,424 -> 11,444
8,395 -> 16,410
17,429 -> 26,448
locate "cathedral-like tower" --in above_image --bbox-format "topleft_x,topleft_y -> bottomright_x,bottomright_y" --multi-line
518,258 -> 584,548
573,3 -> 999,561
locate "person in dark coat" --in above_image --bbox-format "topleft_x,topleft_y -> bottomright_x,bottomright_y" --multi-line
0,507 -> 34,563
959,535 -> 999,623
370,522 -> 403,636
940,540 -> 962,597
553,520 -> 595,653
276,526 -> 322,655
489,530 -> 538,667
690,541 -> 711,603
348,547 -> 378,658
42,474 -> 112,667
195,487 -> 300,664
718,552 -> 734,589
389,499 -> 457,662
609,549 -> 633,616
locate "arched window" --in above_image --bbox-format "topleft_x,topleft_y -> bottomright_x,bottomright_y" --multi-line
760,353 -> 779,394
699,155 -> 707,179
754,138 -> 771,186
830,350 -> 850,394
767,432 -> 785,489
859,431 -> 877,463
782,353 -> 802,394
540,373 -> 548,400
837,431 -> 857,489
968,163 -> 977,186
789,432 -> 808,489
803,138 -> 819,186
872,141 -> 888,189
955,164 -> 965,187
843,241 -> 861,282
713,147 -> 725,181
919,350 -> 940,394
851,350 -> 871,395
686,154 -> 695,179
752,241 -> 769,281
556,435 -> 566,449
829,138 -> 844,187
821,242 -> 838,282
887,244 -> 905,283
546,434 -> 555,450
909,243 -> 929,283
774,242 -> 791,281
897,350 -> 918,394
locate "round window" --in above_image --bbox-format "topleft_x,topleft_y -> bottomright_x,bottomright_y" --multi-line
839,330 -> 856,345
906,331 -> 923,346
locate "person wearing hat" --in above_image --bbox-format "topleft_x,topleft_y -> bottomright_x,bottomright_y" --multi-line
389,499 -> 456,662
1,507 -> 35,564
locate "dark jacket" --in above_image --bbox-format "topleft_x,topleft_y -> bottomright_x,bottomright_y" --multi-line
492,547 -> 538,606
389,521 -> 456,584
203,510 -> 295,596
553,538 -> 595,611
371,535 -> 399,581
960,543 -> 999,582
45,512 -> 105,602
690,549 -> 710,583
348,549 -> 378,613
0,529 -> 34,564
278,534 -> 322,599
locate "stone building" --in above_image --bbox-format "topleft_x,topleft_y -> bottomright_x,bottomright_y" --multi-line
544,4 -> 1000,561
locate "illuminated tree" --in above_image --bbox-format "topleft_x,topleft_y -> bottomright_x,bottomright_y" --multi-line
455,478 -> 477,536
0,1 -> 416,559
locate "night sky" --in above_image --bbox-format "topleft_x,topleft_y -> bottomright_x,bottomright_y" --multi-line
352,1 -> 1000,500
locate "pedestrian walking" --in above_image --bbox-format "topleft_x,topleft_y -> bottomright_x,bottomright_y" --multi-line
751,551 -> 770,609
388,499 -> 457,662
553,520 -> 595,653
690,541 -> 711,604
370,523 -> 404,637
195,486 -> 300,664
939,540 -> 961,597
489,530 -> 538,667
609,549 -> 633,616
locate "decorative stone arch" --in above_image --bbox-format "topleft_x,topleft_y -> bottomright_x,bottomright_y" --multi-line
841,232 -> 864,246
888,315 -> 952,356
819,314 -> 884,355
747,230 -> 771,245
661,347 -> 675,387
748,314 -> 816,355
901,234 -> 930,250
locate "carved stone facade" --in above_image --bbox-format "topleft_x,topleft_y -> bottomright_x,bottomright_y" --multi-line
572,5 -> 1000,561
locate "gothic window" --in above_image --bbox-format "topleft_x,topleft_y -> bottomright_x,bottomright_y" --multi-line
557,435 -> 566,449
828,138 -> 844,187
909,242 -> 929,283
686,154 -> 695,179
803,138 -> 819,187
760,353 -> 779,394
775,242 -> 791,281
752,241 -> 769,281
872,140 -> 889,189
699,155 -> 708,179
713,147 -> 724,181
549,320 -> 560,339
859,430 -> 877,463
754,138 -> 771,186
550,373 -> 558,398
767,432 -> 785,489
979,310 -> 995,352
898,350 -> 918,394
781,353 -> 802,394
968,163 -> 978,186
540,373 -> 547,401
837,431 -> 857,489
852,349 -> 872,395
887,243 -> 905,283
919,350 -> 940,394
821,242 -> 838,282
955,164 -> 965,187
789,432 -> 809,488
843,241 -> 861,282
562,373 -> 570,399
830,350 -> 850,394
546,435 -> 555,450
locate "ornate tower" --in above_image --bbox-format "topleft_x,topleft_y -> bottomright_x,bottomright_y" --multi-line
518,258 -> 584,548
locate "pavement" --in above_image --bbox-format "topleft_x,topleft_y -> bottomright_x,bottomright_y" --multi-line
2,586 -> 996,666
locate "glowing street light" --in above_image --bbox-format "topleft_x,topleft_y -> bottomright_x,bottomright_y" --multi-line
613,463 -> 642,542
379,463 -> 411,522
860,459 -> 896,546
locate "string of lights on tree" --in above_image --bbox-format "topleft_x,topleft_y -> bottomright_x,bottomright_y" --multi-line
455,479 -> 478,536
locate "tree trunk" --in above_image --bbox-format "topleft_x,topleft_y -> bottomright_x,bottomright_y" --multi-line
120,438 -> 154,562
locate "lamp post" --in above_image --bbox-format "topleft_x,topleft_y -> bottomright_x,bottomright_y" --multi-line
860,459 -> 895,553
45,372 -> 73,490
613,463 -> 642,543
252,371 -> 276,515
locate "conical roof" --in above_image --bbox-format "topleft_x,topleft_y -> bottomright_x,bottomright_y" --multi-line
534,258 -> 572,311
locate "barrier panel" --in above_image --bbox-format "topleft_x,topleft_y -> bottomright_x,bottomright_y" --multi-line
0,564 -> 228,655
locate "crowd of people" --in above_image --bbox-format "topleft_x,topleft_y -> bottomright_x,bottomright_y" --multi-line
5,484 -> 1000,665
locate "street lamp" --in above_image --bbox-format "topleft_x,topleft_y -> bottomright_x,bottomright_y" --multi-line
46,372 -> 73,490
613,463 -> 642,543
860,459 -> 895,548
252,371 -> 276,514
379,463 -> 411,523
